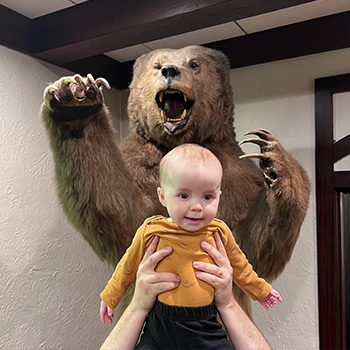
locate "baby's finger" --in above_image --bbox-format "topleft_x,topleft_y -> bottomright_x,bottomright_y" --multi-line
108,308 -> 114,318
262,302 -> 269,310
275,293 -> 283,303
271,289 -> 283,302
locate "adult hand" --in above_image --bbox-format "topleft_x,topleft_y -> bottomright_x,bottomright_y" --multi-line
131,235 -> 180,313
193,231 -> 234,308
100,236 -> 180,350
193,231 -> 272,350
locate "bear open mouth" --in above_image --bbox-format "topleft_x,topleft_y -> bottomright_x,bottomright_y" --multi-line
156,90 -> 193,134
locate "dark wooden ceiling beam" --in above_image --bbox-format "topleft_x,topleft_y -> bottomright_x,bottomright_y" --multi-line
61,55 -> 134,91
31,0 -> 315,64
207,10 -> 350,69
2,0 -> 350,91
99,9 -> 350,90
0,5 -> 33,54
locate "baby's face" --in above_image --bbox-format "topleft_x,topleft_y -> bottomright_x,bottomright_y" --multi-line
158,162 -> 222,231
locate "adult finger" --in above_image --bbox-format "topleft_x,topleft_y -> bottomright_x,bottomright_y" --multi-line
140,236 -> 173,271
200,231 -> 228,268
213,231 -> 228,257
141,236 -> 160,263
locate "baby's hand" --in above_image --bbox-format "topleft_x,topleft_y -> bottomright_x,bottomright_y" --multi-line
259,289 -> 282,310
100,300 -> 114,324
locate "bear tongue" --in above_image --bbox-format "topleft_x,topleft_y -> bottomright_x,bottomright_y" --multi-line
163,119 -> 185,133
161,109 -> 187,134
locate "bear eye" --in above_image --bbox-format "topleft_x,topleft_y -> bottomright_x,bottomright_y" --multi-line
189,61 -> 199,70
154,63 -> 162,70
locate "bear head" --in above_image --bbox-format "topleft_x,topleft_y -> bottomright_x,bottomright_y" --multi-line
128,45 -> 235,149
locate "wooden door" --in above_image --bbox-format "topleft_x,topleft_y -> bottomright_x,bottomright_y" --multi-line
315,73 -> 350,349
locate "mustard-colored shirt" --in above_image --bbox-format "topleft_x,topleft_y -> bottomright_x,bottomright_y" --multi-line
100,215 -> 272,308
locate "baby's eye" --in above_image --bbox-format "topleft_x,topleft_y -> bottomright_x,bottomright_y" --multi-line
179,193 -> 189,199
204,194 -> 213,200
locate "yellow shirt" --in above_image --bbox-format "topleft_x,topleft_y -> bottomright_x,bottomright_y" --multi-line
100,215 -> 272,308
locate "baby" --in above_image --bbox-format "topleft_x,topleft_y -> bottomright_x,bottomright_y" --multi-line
100,143 -> 282,348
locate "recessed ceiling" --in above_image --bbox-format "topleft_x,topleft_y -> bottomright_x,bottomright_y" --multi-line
1,0 -> 350,89
106,0 -> 350,62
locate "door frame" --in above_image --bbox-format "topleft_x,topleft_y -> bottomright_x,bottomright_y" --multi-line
315,73 -> 350,349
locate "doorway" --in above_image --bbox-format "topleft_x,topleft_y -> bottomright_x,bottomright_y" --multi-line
315,73 -> 350,349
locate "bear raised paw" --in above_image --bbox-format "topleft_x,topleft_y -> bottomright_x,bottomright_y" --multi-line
41,45 -> 310,315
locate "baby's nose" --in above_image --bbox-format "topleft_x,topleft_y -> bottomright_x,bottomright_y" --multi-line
190,202 -> 203,211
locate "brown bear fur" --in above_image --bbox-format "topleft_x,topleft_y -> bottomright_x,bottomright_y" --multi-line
40,45 -> 310,316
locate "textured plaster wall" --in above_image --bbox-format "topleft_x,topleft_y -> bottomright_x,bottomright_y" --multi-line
230,47 -> 350,350
0,45 -> 119,350
2,40 -> 350,350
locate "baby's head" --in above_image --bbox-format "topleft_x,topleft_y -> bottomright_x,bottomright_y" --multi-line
157,144 -> 222,231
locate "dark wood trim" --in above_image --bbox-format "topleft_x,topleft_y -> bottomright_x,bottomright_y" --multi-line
315,73 -> 350,349
207,10 -> 350,69
2,1 -> 350,90
61,55 -> 134,91
101,9 -> 350,89
112,10 -> 350,89
334,135 -> 350,163
0,5 -> 33,54
31,0 -> 313,64
334,171 -> 350,190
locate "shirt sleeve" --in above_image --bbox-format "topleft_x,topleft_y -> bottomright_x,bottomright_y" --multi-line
221,223 -> 272,301
100,222 -> 147,309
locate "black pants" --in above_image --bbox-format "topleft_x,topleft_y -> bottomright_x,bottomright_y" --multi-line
135,300 -> 234,350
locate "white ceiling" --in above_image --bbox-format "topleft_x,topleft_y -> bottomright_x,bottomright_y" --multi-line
1,0 -> 350,62
0,0 -> 89,18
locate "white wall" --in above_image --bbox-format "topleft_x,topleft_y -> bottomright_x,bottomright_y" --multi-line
2,41 -> 350,350
231,47 -> 350,349
0,45 -> 120,350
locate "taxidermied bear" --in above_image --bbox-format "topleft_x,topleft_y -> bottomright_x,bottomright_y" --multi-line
40,45 -> 310,315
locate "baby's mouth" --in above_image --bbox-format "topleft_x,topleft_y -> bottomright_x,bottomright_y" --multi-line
185,217 -> 203,222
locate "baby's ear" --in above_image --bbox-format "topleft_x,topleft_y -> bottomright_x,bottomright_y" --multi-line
157,187 -> 166,207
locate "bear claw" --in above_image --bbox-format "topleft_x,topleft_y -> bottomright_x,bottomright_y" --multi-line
239,129 -> 279,187
43,74 -> 111,121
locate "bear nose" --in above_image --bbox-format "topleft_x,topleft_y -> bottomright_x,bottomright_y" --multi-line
161,65 -> 180,80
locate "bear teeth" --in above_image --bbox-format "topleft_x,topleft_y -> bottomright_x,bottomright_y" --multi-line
158,90 -> 187,104
180,109 -> 187,121
160,109 -> 187,122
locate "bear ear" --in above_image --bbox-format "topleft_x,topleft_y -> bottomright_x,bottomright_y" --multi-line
210,49 -> 231,71
130,53 -> 150,87
133,53 -> 149,74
